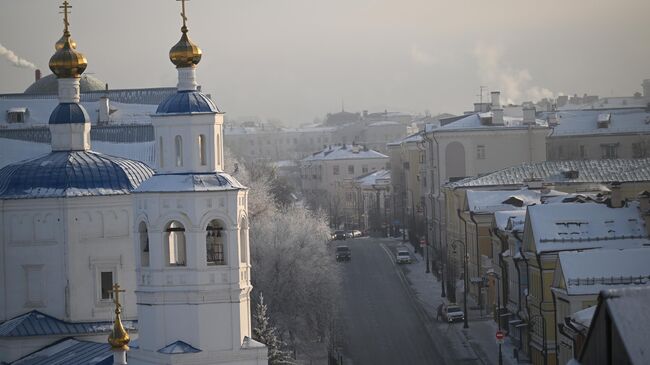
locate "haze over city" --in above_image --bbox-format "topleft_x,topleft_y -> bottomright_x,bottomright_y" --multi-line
1,0 -> 649,124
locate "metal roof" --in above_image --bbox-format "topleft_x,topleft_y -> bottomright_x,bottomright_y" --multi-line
0,150 -> 154,199
10,338 -> 113,365
156,90 -> 219,115
135,172 -> 245,193
0,310 -> 136,337
158,340 -> 202,354
48,103 -> 90,124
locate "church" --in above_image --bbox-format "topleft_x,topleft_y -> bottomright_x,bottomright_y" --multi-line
0,1 -> 267,364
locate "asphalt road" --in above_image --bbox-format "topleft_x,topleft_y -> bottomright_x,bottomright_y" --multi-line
337,237 -> 445,365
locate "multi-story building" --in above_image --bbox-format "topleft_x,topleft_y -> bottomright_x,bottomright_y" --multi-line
354,169 -> 391,234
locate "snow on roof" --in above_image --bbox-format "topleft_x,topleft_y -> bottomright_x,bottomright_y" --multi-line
570,305 -> 596,330
600,286 -> 650,365
367,120 -> 401,127
447,158 -> 650,188
356,169 -> 391,187
528,202 -> 650,253
466,188 -> 565,213
558,248 -> 650,295
387,132 -> 423,146
224,125 -> 335,136
549,109 -> 650,137
10,338 -> 114,365
135,172 -> 245,193
435,113 -> 547,132
494,210 -> 527,231
302,144 -> 388,162
557,96 -> 650,111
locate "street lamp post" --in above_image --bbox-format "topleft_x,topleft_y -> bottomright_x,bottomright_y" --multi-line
486,271 -> 502,365
450,239 -> 469,329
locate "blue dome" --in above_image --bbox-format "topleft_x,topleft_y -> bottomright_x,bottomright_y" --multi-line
0,151 -> 154,199
49,103 -> 90,124
156,90 -> 219,115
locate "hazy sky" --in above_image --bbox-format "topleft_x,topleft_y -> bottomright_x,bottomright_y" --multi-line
1,0 -> 649,124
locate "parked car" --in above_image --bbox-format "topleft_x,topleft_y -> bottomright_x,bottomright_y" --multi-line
442,303 -> 465,323
352,230 -> 362,238
333,230 -> 347,240
335,245 -> 351,261
396,250 -> 411,264
344,231 -> 354,239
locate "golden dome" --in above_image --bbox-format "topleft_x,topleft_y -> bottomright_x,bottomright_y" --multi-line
49,34 -> 87,78
55,31 -> 77,51
169,26 -> 202,68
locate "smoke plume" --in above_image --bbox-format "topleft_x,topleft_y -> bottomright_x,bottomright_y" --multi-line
0,43 -> 37,70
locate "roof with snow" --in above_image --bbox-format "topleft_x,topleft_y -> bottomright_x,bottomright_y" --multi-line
0,151 -> 154,199
558,96 -> 650,111
367,121 -> 401,127
387,132 -> 422,147
156,90 -> 219,115
134,172 -> 245,193
466,188 -> 565,214
356,169 -> 391,187
10,338 -> 113,365
447,158 -> 650,188
527,202 -> 650,254
302,144 -> 388,162
570,305 -> 596,331
548,109 -> 650,137
557,248 -> 650,295
24,74 -> 106,95
434,113 -> 547,132
0,310 -> 136,337
157,340 -> 202,354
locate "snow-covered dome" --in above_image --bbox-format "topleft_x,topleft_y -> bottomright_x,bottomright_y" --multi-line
24,74 -> 106,95
0,151 -> 154,199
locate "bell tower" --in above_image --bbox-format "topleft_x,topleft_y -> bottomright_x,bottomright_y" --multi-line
128,1 -> 267,364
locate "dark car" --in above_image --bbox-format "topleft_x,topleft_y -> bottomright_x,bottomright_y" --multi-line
336,245 -> 351,261
333,230 -> 347,240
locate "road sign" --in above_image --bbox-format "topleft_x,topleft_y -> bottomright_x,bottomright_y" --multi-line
496,330 -> 505,344
420,239 -> 426,247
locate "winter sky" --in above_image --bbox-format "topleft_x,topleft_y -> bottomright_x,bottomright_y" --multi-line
1,0 -> 649,124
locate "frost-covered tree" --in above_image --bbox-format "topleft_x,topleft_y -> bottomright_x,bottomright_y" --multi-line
253,293 -> 294,365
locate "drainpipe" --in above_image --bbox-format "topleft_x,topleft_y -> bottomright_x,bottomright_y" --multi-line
514,231 -> 529,358
535,252 -> 549,365
469,212 -> 483,313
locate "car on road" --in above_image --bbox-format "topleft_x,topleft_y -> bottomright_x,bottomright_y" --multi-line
351,230 -> 362,237
442,303 -> 465,323
333,230 -> 347,240
336,245 -> 351,261
344,231 -> 354,239
395,250 -> 411,264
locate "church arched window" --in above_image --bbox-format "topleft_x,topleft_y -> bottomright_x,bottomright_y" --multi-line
199,134 -> 207,166
206,220 -> 225,265
239,217 -> 248,264
216,133 -> 221,167
139,221 -> 150,267
175,135 -> 183,167
165,221 -> 186,266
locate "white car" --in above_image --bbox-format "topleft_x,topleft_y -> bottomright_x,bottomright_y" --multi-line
396,250 -> 411,264
352,230 -> 362,237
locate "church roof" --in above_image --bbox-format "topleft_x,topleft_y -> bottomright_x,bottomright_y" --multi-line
156,90 -> 219,115
157,340 -> 202,354
23,74 -> 106,95
0,310 -> 136,337
0,151 -> 154,199
48,102 -> 90,124
10,338 -> 114,365
135,172 -> 245,193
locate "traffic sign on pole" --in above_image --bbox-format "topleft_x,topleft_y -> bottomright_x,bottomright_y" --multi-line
420,238 -> 426,248
496,330 -> 505,344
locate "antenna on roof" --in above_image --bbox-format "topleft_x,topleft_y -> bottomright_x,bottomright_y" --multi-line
341,98 -> 345,112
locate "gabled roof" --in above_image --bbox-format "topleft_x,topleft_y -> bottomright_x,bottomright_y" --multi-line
466,188 -> 565,214
356,169 -> 391,187
302,144 -> 388,162
0,310 -> 136,337
158,340 -> 202,354
527,202 -> 650,253
548,109 -> 650,137
434,113 -> 547,132
493,210 -> 526,232
447,158 -> 650,188
10,338 -> 113,365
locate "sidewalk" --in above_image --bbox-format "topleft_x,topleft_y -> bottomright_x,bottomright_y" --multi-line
393,239 -> 524,365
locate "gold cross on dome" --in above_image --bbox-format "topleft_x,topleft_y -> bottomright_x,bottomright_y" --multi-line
59,1 -> 72,32
177,0 -> 189,29
111,283 -> 126,312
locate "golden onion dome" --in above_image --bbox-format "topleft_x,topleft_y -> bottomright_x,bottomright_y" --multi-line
55,31 -> 77,51
49,35 -> 87,78
169,26 -> 202,68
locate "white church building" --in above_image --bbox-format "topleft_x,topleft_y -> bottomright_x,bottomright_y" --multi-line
0,1 -> 267,364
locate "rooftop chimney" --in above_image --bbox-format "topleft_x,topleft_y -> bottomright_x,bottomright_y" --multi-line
35,69 -> 41,82
523,106 -> 536,125
491,91 -> 501,109
609,182 -> 623,208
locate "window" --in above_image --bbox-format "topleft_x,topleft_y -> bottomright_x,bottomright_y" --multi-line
476,145 -> 486,160
166,221 -> 186,266
206,220 -> 225,265
139,222 -> 150,267
348,165 -> 354,175
6,109 -> 27,123
633,142 -> 648,158
362,165 -> 368,174
199,134 -> 207,166
159,137 -> 164,168
240,218 -> 248,264
601,143 -> 618,159
216,133 -> 221,167
579,145 -> 586,159
175,136 -> 183,167
100,271 -> 114,300
333,165 -> 340,175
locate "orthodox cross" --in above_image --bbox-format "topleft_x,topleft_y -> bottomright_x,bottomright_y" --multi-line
111,283 -> 126,313
59,1 -> 71,33
178,0 -> 189,29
